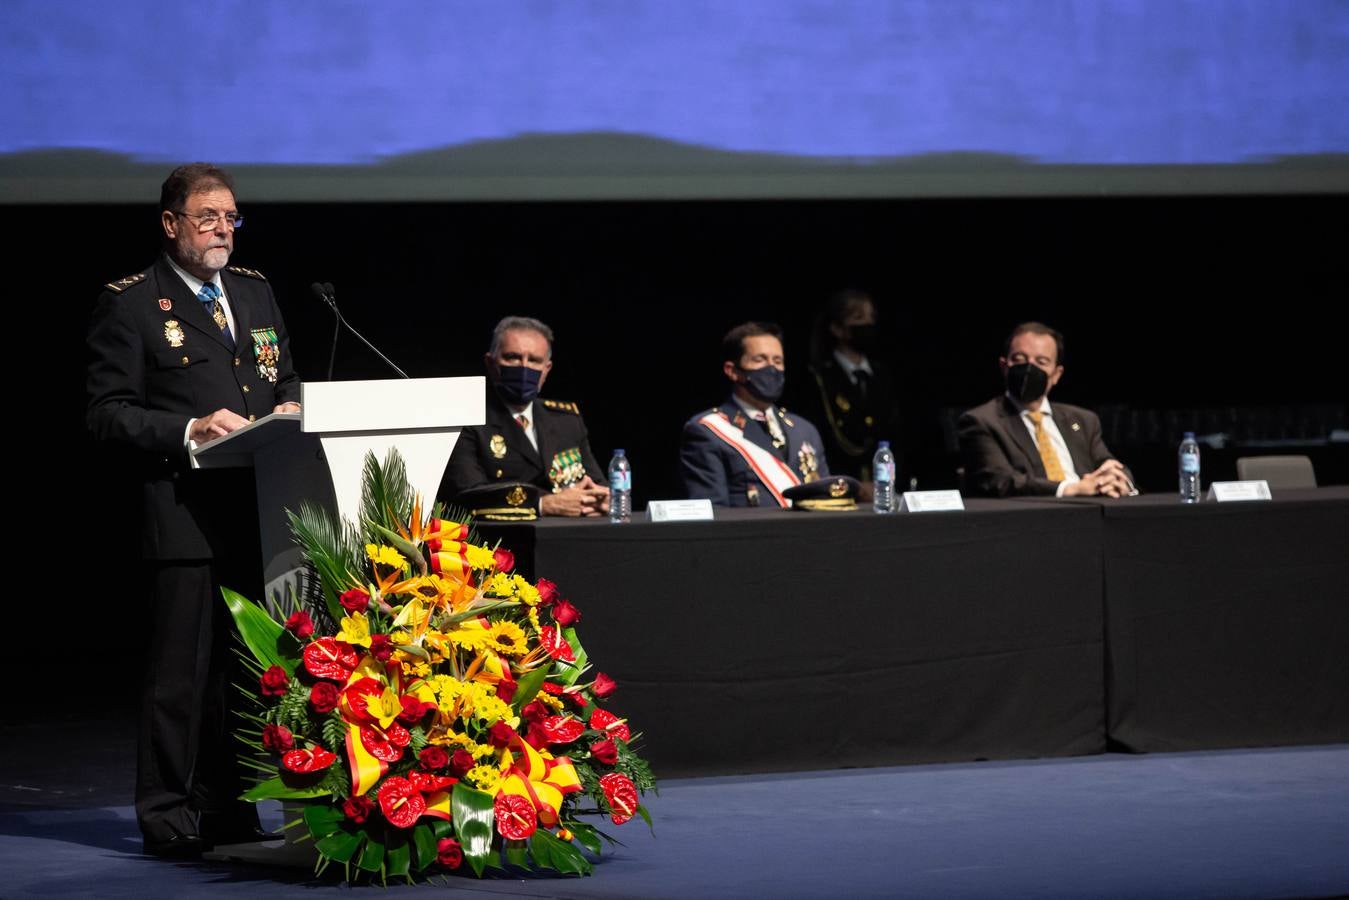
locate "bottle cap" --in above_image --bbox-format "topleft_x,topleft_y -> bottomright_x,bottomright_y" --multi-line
877,440 -> 890,449
1183,432 -> 1195,439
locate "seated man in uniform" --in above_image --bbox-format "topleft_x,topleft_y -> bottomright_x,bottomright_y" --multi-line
440,316 -> 609,517
680,321 -> 831,507
958,321 -> 1134,498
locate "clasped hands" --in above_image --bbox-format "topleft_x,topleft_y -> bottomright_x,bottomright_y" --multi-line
541,476 -> 611,517
1063,459 -> 1135,498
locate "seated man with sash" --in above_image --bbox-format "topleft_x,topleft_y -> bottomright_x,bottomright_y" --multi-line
680,321 -> 831,507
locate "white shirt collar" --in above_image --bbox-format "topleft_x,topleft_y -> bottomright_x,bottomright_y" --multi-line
833,349 -> 874,381
166,255 -> 224,299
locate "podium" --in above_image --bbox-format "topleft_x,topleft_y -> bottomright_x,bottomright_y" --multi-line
191,376 -> 485,614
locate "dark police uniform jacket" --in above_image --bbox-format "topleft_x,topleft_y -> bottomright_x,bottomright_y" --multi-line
801,354 -> 901,481
86,255 -> 301,560
440,390 -> 605,501
957,395 -> 1120,498
679,398 -> 830,507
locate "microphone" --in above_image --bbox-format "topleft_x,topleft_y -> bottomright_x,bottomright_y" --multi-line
309,281 -> 410,380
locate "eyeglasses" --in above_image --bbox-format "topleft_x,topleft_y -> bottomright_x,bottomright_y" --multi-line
175,209 -> 244,231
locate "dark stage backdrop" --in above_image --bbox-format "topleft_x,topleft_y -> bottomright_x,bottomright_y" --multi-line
18,192 -> 1347,694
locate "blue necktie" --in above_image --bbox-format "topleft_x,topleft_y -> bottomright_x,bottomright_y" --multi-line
197,282 -> 234,346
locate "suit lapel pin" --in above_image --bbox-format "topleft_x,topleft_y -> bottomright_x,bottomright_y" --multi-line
158,298 -> 173,311
1071,422 -> 1081,432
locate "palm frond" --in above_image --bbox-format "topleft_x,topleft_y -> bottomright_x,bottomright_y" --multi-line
360,450 -> 413,539
288,501 -> 362,621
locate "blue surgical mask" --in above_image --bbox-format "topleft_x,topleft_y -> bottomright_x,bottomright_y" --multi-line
738,365 -> 786,403
494,364 -> 543,405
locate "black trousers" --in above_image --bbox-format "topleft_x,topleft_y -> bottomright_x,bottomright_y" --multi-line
136,561 -> 258,842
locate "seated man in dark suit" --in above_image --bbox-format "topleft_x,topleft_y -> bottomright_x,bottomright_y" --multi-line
958,321 -> 1134,498
680,321 -> 831,507
441,316 -> 609,516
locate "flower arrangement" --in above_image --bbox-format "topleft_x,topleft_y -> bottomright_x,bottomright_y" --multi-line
224,452 -> 654,882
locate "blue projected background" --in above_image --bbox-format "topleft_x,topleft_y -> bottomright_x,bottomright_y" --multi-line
3,1 -> 1348,201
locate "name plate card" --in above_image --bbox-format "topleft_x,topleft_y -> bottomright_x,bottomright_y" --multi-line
647,499 -> 716,522
899,490 -> 966,513
1207,481 -> 1272,502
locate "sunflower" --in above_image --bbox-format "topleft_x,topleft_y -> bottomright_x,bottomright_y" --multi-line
486,620 -> 529,658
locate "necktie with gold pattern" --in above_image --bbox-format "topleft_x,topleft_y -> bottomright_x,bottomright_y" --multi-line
1027,410 -> 1065,481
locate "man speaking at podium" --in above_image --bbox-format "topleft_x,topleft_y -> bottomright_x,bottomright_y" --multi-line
85,163 -> 301,857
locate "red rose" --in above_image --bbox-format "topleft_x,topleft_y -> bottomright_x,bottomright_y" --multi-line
487,721 -> 517,749
262,723 -> 294,752
303,637 -> 360,681
399,696 -> 435,726
538,626 -> 575,661
524,723 -> 550,750
281,745 -> 337,773
494,793 -> 537,840
378,776 -> 426,829
495,677 -> 517,704
436,837 -> 463,869
450,748 -> 475,776
542,715 -> 585,745
592,672 -> 617,699
590,739 -> 619,766
493,546 -> 515,573
342,795 -> 374,823
535,577 -> 560,607
339,588 -> 370,614
522,700 -> 549,724
260,665 -> 289,698
369,633 -> 394,662
309,681 -> 341,714
589,708 -> 631,742
419,746 -> 449,770
284,610 -> 314,639
599,772 -> 639,825
550,599 -> 582,627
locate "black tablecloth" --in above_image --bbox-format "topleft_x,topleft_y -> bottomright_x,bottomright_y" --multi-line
481,500 -> 1106,775
1092,487 -> 1349,751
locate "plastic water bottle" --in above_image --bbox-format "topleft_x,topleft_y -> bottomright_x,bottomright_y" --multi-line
1179,432 -> 1201,503
608,449 -> 632,523
873,441 -> 896,514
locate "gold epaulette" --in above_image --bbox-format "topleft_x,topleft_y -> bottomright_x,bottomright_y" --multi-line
104,272 -> 147,293
227,265 -> 267,281
541,398 -> 580,416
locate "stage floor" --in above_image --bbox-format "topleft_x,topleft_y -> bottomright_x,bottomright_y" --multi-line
2,714 -> 1347,898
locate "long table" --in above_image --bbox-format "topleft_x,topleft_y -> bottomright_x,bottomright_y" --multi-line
479,488 -> 1349,775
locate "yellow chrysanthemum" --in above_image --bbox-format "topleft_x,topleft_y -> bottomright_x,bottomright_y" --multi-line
532,690 -> 565,712
337,614 -> 372,648
465,544 -> 497,570
366,543 -> 407,569
486,620 -> 528,658
527,606 -> 541,632
514,580 -> 541,607
467,765 -> 504,794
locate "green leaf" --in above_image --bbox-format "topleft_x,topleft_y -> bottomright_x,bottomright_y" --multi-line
556,627 -> 589,686
635,803 -> 655,834
566,821 -> 604,856
504,839 -> 529,868
530,828 -> 592,876
452,783 -> 496,878
385,830 -> 411,879
411,824 -> 438,872
221,587 -> 294,673
242,777 -> 333,802
356,833 -> 386,873
303,803 -> 346,838
315,828 -> 363,864
512,664 -> 550,713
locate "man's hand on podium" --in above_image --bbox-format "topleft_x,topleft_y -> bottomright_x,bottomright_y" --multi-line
190,409 -> 251,445
274,402 -> 301,414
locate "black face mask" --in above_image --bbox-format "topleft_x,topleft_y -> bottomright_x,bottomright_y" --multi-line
494,364 -> 543,406
846,324 -> 878,353
1005,362 -> 1050,405
738,365 -> 786,403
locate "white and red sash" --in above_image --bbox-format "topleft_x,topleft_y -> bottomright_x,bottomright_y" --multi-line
698,411 -> 800,507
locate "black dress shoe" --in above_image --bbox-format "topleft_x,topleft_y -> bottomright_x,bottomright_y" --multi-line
143,833 -> 205,859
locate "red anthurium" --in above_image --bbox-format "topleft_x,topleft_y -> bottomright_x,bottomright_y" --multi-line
378,777 -> 426,829
408,769 -> 457,793
493,546 -> 515,573
589,708 -> 631,742
284,610 -> 314,639
303,637 -> 360,681
541,715 -> 585,745
524,723 -> 549,751
599,772 -> 639,825
361,724 -> 406,763
282,745 -> 337,773
388,722 -> 411,748
494,793 -> 538,840
538,626 -> 575,661
342,677 -> 385,724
